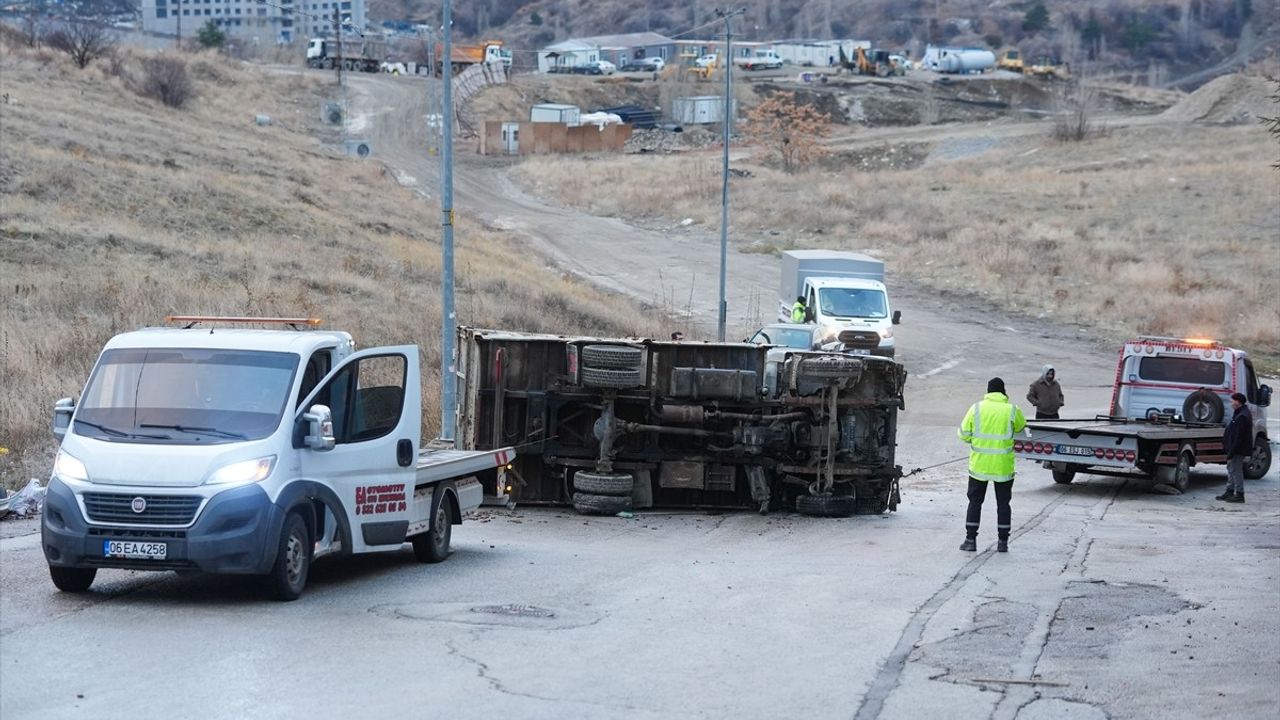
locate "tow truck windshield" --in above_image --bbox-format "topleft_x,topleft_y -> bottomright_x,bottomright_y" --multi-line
74,348 -> 298,444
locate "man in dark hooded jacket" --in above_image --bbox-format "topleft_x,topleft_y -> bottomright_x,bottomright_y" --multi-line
1217,393 -> 1252,503
1027,365 -> 1065,419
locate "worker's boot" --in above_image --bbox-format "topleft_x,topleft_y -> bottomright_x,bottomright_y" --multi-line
1225,493 -> 1245,504
959,537 -> 977,552
997,536 -> 1009,553
1215,490 -> 1235,501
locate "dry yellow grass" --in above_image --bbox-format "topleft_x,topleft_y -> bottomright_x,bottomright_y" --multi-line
0,43 -> 661,487
512,120 -> 1280,366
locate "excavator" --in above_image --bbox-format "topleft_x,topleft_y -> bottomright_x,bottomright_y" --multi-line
840,46 -> 904,77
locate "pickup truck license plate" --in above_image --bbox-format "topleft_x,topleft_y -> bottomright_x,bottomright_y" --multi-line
848,349 -> 871,356
103,540 -> 167,560
1056,444 -> 1095,457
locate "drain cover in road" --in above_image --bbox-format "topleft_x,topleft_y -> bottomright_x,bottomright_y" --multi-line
470,604 -> 557,618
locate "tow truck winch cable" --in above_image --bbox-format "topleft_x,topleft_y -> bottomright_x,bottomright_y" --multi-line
901,456 -> 969,479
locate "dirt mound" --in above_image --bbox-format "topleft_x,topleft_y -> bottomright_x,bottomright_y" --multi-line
1161,74 -> 1276,124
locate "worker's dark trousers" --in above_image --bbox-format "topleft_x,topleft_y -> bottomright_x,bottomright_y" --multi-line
965,477 -> 1012,541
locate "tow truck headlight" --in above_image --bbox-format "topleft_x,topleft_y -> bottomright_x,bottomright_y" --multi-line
206,456 -> 276,486
54,450 -> 89,482
878,327 -> 894,339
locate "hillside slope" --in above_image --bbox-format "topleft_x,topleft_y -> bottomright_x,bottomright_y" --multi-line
0,41 -> 658,487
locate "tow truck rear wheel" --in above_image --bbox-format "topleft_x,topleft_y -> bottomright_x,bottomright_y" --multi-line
267,511 -> 311,601
1155,450 -> 1192,494
49,566 -> 96,593
1051,463 -> 1076,484
412,495 -> 453,563
1245,437 -> 1272,479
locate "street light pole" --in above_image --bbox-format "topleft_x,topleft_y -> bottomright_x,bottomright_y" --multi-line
715,8 -> 744,342
439,0 -> 457,442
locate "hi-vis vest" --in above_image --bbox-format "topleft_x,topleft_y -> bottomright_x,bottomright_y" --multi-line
958,392 -> 1027,482
791,302 -> 806,323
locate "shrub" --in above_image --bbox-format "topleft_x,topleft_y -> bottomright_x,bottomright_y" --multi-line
139,56 -> 195,109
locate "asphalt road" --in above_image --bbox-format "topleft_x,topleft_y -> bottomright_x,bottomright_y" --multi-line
1,73 -> 1276,720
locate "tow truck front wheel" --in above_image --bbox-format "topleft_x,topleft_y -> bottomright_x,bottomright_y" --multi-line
1245,437 -> 1272,480
267,512 -> 311,601
49,566 -> 96,593
412,496 -> 453,563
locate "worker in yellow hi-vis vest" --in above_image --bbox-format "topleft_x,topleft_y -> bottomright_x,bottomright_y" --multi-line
957,377 -> 1027,553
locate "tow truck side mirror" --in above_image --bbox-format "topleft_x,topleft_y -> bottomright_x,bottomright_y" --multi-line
302,404 -> 336,451
52,397 -> 75,441
892,310 -> 902,325
1260,385 -> 1272,408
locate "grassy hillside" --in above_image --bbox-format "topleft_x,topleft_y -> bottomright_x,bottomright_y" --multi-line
0,40 -> 661,487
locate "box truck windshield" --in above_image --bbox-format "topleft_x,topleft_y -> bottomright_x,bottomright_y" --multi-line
818,288 -> 888,319
75,348 -> 299,443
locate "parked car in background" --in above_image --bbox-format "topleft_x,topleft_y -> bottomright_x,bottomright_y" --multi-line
695,54 -> 718,68
582,60 -> 615,75
623,57 -> 665,72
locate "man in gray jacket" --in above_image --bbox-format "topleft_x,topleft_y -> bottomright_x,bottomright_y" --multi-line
1027,365 -> 1065,419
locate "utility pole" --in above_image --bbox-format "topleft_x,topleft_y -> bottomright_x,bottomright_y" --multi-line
439,0 -> 457,441
175,0 -> 181,50
334,8 -> 343,86
715,8 -> 744,341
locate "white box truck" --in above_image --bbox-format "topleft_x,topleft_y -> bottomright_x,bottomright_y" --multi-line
778,250 -> 900,357
42,316 -> 515,600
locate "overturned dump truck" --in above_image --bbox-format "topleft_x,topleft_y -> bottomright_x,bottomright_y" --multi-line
458,329 -> 908,517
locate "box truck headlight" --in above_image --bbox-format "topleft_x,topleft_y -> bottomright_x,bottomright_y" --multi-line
820,323 -> 841,341
54,450 -> 89,482
206,456 -> 276,486
879,327 -> 894,339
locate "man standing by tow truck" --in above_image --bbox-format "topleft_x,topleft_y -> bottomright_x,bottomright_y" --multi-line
1218,393 -> 1252,504
958,378 -> 1028,553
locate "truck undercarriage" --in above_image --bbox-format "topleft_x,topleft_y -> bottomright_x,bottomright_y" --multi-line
459,330 -> 908,516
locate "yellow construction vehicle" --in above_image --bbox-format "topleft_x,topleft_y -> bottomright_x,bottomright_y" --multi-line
997,49 -> 1024,73
848,48 -> 903,77
1026,57 -> 1069,79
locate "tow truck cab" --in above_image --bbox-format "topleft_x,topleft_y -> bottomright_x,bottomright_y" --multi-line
1110,337 -> 1270,427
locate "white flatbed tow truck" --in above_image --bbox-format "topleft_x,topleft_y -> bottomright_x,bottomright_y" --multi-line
41,316 -> 515,600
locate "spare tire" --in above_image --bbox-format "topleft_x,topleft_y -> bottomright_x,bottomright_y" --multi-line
574,471 -> 634,496
796,493 -> 857,517
581,366 -> 643,389
581,344 -> 643,370
572,492 -> 633,516
1183,389 -> 1224,425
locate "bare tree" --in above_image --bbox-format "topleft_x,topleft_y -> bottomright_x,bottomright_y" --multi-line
45,18 -> 117,69
1262,76 -> 1280,169
20,9 -> 42,47
1052,80 -> 1100,142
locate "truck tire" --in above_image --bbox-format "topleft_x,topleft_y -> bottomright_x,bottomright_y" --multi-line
581,344 -> 643,370
1245,436 -> 1272,480
580,366 -> 643,389
266,511 -> 311,601
796,355 -> 862,381
796,493 -> 857,517
1155,449 -> 1192,494
49,566 -> 96,593
572,492 -> 633,515
1183,389 -> 1223,425
573,471 -> 634,496
1051,465 -> 1076,484
412,492 -> 453,563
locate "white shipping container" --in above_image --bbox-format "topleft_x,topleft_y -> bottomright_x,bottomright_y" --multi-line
530,103 -> 582,127
673,96 -> 737,125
